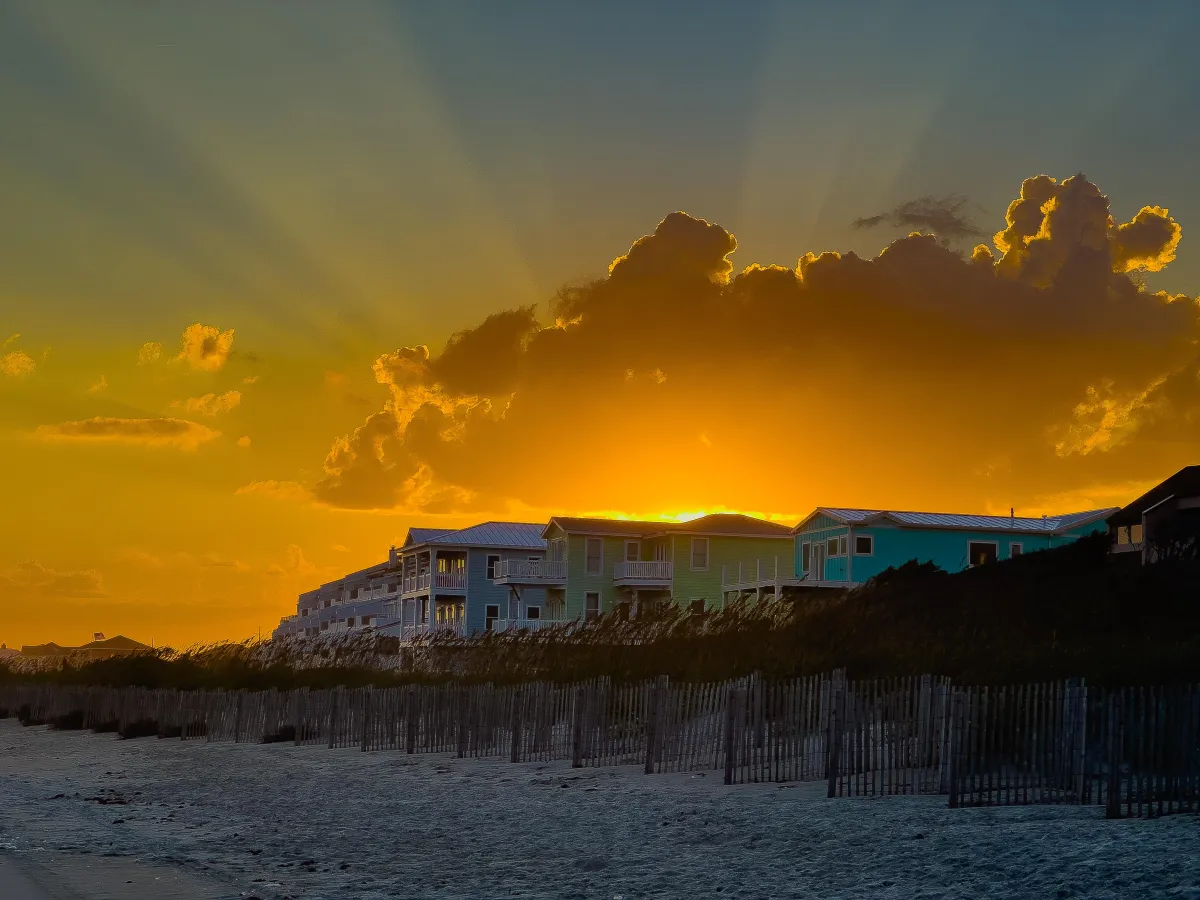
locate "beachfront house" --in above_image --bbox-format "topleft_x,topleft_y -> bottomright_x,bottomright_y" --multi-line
760,506 -> 1116,591
273,557 -> 403,639
494,514 -> 794,619
1108,465 -> 1200,563
379,522 -> 550,638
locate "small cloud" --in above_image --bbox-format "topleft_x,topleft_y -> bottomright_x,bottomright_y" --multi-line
236,435 -> 252,448
0,560 -> 106,599
235,480 -> 313,502
699,432 -> 712,448
851,194 -> 984,240
86,375 -> 108,394
35,417 -> 221,450
2,333 -> 19,349
267,544 -> 316,577
331,543 -> 349,553
242,375 -> 259,385
1,350 -> 36,378
176,323 -> 234,372
170,390 -> 242,416
137,341 -> 163,365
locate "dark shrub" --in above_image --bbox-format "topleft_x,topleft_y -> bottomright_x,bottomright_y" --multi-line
262,724 -> 296,744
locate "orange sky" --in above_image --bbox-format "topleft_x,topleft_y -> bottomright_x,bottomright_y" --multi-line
3,6 -> 1199,650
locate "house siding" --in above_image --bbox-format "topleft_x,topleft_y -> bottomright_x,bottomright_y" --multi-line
795,519 -> 1109,582
463,548 -> 547,634
674,534 -> 794,608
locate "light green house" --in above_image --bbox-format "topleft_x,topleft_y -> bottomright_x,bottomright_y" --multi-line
493,513 -> 794,619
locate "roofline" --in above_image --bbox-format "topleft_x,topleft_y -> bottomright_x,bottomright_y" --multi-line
1141,493 -> 1177,516
794,506 -> 1119,535
401,539 -> 545,553
643,529 -> 793,540
542,516 -> 663,539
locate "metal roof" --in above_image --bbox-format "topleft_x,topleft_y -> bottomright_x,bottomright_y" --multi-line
545,516 -> 668,537
648,513 -> 792,537
403,527 -> 454,547
798,506 -> 1118,534
409,521 -> 547,550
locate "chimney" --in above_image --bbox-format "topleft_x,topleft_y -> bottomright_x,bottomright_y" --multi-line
1010,507 -> 1014,520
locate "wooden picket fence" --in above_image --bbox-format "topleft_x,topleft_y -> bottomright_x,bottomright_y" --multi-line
2,674 -> 1198,818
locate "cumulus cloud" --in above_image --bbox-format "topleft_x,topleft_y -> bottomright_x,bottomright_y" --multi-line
87,375 -> 108,394
1,350 -> 36,378
170,390 -> 242,416
0,560 -> 106,599
307,174 -> 1200,515
36,417 -> 221,450
267,544 -> 317,577
175,323 -> 235,371
138,341 -> 163,365
237,435 -> 251,448
851,194 -> 984,240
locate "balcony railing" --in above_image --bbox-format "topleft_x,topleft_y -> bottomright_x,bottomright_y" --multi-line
493,559 -> 567,584
613,560 -> 673,583
433,570 -> 467,591
489,618 -> 563,633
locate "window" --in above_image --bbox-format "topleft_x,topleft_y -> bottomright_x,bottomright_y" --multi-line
854,535 -> 873,556
320,622 -> 329,632
690,537 -> 709,571
361,616 -> 372,626
688,598 -> 704,615
528,556 -> 540,563
420,598 -> 429,624
653,543 -> 667,561
1010,543 -> 1023,558
801,542 -> 811,572
350,588 -> 359,600
585,538 -> 603,576
550,539 -> 566,562
826,538 -> 839,557
387,582 -> 398,592
485,604 -> 500,631
625,540 -> 640,562
486,555 -> 501,579
1117,526 -> 1130,545
840,536 -> 848,556
585,591 -> 601,620
968,542 -> 998,567
301,608 -> 309,617
346,617 -> 355,628
1130,524 -> 1144,544
526,606 -> 541,620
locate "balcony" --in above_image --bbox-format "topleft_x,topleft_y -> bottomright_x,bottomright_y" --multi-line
401,570 -> 466,595
489,617 -> 564,633
492,558 -> 566,586
612,560 -> 673,586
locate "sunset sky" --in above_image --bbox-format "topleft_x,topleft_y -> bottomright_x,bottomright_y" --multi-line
3,1 -> 1200,648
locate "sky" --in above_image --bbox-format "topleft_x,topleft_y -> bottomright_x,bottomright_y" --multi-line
3,0 -> 1200,648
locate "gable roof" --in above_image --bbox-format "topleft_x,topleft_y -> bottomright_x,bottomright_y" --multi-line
546,513 -> 792,539
543,516 -> 667,538
405,521 -> 546,551
403,527 -> 454,547
648,513 -> 792,537
1108,466 -> 1200,527
796,506 -> 1117,535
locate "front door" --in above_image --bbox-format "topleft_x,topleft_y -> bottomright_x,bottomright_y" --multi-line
811,542 -> 825,582
508,592 -> 520,620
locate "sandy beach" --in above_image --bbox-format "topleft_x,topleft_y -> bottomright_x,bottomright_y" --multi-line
2,718 -> 1198,899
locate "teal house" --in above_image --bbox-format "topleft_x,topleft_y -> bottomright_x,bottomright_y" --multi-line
788,507 -> 1117,588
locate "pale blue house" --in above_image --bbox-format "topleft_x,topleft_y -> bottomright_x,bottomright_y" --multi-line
791,507 -> 1117,588
377,522 -> 551,639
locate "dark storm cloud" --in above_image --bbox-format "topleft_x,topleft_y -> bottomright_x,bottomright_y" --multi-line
309,174 -> 1199,514
851,194 -> 985,240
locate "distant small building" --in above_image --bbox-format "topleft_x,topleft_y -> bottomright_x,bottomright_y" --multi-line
1108,465 -> 1200,563
19,635 -> 151,661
